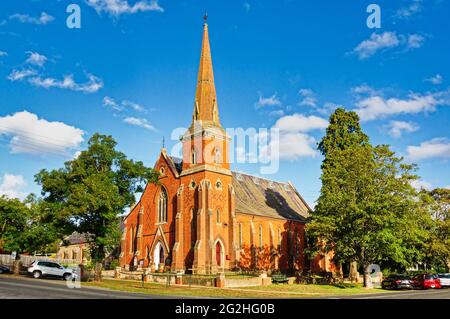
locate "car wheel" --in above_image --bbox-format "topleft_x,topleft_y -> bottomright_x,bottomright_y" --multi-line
33,271 -> 42,279
63,273 -> 73,281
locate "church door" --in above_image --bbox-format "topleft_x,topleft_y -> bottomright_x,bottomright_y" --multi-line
154,242 -> 164,266
216,242 -> 222,266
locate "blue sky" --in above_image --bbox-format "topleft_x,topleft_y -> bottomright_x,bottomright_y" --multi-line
0,0 -> 449,207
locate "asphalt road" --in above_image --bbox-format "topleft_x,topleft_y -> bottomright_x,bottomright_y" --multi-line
331,288 -> 450,299
1,275 -> 449,299
0,275 -> 168,299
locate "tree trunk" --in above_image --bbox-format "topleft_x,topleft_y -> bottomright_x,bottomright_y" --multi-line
94,262 -> 102,282
363,264 -> 373,288
349,261 -> 358,283
13,260 -> 22,275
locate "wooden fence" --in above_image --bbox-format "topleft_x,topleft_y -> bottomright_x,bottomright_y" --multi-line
0,254 -> 78,266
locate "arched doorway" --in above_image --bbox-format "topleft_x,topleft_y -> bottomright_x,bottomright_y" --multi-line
215,241 -> 222,267
153,242 -> 165,266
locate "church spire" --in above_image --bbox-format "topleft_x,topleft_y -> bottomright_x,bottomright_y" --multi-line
192,17 -> 220,127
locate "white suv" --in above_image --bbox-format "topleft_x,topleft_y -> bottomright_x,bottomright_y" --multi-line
28,261 -> 77,281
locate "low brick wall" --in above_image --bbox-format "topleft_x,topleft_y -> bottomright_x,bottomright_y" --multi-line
224,277 -> 262,288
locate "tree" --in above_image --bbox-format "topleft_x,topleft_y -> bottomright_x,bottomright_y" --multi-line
425,188 -> 450,271
0,195 -> 61,256
35,133 -> 159,281
0,196 -> 29,253
307,108 -> 428,287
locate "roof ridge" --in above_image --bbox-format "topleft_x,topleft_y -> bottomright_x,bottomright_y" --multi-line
232,170 -> 288,185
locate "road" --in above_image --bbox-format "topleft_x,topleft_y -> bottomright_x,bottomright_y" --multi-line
332,288 -> 450,299
1,275 -> 449,299
0,275 -> 170,299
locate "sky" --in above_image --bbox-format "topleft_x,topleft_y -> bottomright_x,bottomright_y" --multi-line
0,0 -> 449,208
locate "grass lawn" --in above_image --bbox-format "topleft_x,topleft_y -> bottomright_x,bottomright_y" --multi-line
83,279 -> 392,298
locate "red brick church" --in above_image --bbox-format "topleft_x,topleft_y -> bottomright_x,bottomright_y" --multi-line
120,20 -> 332,275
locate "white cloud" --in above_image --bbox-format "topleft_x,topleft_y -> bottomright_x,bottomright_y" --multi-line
351,84 -> 381,96
268,110 -> 285,118
122,100 -> 146,112
395,0 -> 422,19
123,117 -> 155,131
353,32 -> 400,59
425,74 -> 443,85
355,92 -> 446,121
86,0 -> 164,16
352,32 -> 424,59
7,69 -> 37,81
28,74 -> 103,93
298,89 -> 317,107
103,96 -> 147,112
0,174 -> 27,199
9,12 -> 54,25
243,2 -> 251,12
0,111 -> 84,156
103,96 -> 123,111
26,51 -> 47,67
0,51 -> 7,57
406,34 -> 425,50
406,138 -> 450,161
274,114 -> 328,133
385,120 -> 419,138
255,93 -> 282,108
260,132 -> 318,161
411,179 -> 433,191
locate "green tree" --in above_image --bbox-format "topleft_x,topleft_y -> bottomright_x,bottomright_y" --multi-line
425,188 -> 450,271
0,195 -> 61,255
0,196 -> 29,253
307,108 -> 428,287
35,133 -> 158,280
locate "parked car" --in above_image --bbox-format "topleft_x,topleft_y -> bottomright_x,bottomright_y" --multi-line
411,273 -> 441,289
381,274 -> 412,290
437,273 -> 450,288
27,261 -> 77,281
0,265 -> 10,274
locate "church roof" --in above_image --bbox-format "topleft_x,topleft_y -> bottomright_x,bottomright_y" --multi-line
168,156 -> 310,222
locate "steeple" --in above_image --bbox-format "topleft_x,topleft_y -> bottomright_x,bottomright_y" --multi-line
192,17 -> 220,127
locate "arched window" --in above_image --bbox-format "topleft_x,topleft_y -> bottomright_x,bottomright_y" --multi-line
278,227 -> 282,252
238,223 -> 243,249
191,148 -> 197,164
216,208 -> 221,223
190,208 -> 196,247
158,188 -> 168,223
129,226 -> 134,254
259,224 -> 263,248
214,147 -> 221,164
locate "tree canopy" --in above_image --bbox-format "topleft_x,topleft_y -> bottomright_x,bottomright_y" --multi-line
35,133 -> 159,279
307,108 -> 431,287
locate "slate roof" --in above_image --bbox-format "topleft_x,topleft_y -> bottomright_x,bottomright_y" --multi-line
168,156 -> 310,222
63,232 -> 90,245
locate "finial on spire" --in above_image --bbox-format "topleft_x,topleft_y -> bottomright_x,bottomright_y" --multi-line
162,136 -> 165,149
203,12 -> 208,23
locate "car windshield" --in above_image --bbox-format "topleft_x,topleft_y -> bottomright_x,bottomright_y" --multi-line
424,274 -> 436,280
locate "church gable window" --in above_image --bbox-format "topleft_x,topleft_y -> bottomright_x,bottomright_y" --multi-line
158,188 -> 168,223
191,148 -> 197,164
214,147 -> 221,164
216,208 -> 221,224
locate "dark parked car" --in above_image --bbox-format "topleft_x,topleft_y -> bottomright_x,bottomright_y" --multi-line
381,274 -> 412,290
411,273 -> 441,289
0,265 -> 10,274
